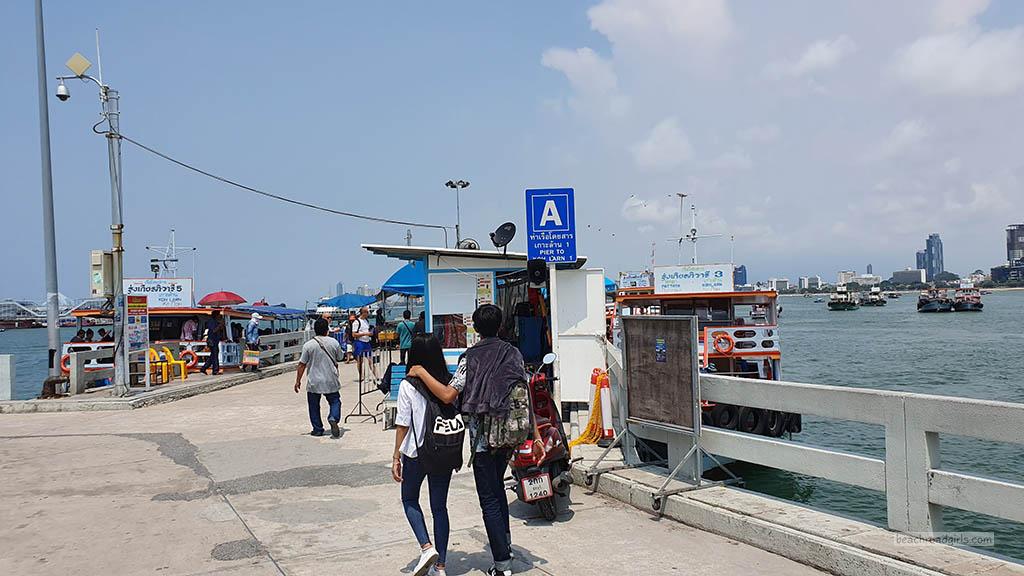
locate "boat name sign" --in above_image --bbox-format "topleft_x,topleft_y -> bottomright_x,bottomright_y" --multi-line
124,278 -> 194,308
655,264 -> 734,294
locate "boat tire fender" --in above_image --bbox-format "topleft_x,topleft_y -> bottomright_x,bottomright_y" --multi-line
738,407 -> 768,435
786,413 -> 802,434
764,410 -> 787,437
711,404 -> 739,430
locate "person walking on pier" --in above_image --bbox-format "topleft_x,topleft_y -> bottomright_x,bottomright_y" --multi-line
409,304 -> 543,576
200,311 -> 226,375
392,334 -> 459,576
351,306 -> 378,384
295,318 -> 343,438
244,313 -> 262,373
397,309 -> 415,365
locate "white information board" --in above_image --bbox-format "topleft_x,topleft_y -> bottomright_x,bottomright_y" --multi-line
125,278 -> 194,308
654,264 -> 734,294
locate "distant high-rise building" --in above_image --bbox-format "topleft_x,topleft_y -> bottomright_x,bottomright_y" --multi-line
768,278 -> 789,291
866,264 -> 873,275
916,250 -> 927,271
355,284 -> 375,297
798,277 -> 810,290
733,264 -> 747,286
807,276 -> 822,290
1008,224 -> 1024,265
837,270 -> 856,285
335,282 -> 345,297
925,233 -> 944,281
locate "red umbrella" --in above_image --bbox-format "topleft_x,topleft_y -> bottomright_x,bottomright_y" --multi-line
198,291 -> 246,307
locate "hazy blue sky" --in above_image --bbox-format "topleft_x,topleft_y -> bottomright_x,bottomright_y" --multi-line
3,1 -> 1023,305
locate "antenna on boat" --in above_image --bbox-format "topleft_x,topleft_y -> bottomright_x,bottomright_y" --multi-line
666,196 -> 723,265
145,228 -> 198,283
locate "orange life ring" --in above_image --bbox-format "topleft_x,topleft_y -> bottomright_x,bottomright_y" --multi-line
60,354 -> 72,374
713,333 -> 735,355
180,349 -> 199,369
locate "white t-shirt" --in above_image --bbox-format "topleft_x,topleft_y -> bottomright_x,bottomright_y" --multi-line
352,318 -> 372,343
395,379 -> 427,458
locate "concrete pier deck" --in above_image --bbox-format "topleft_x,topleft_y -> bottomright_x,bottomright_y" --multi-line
0,362 -> 827,575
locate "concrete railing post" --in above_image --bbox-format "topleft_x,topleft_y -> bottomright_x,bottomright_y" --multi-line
905,423 -> 944,533
883,396 -> 910,532
0,355 -> 14,401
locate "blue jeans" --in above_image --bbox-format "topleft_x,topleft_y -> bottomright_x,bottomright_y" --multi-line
401,455 -> 452,564
472,449 -> 513,570
307,391 -> 341,433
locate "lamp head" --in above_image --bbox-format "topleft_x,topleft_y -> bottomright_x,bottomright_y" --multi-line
55,79 -> 70,101
445,180 -> 456,189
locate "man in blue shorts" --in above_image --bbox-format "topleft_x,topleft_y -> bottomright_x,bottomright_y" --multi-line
351,306 -> 378,384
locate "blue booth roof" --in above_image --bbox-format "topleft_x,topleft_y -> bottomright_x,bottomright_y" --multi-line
382,262 -> 425,296
319,293 -> 377,309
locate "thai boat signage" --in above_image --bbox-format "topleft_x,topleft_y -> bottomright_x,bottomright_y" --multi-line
124,278 -> 194,308
654,264 -> 734,294
525,187 -> 577,264
619,271 -> 653,289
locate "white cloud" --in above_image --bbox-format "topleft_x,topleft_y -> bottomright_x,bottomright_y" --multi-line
869,119 -> 930,160
631,117 -> 693,170
737,124 -> 780,143
943,157 -> 962,175
930,0 -> 990,31
711,149 -> 753,171
541,47 -> 629,116
766,35 -> 857,78
588,0 -> 735,57
891,26 -> 1024,96
621,195 -> 680,224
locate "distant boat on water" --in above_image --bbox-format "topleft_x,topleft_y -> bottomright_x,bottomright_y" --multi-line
828,284 -> 859,311
918,288 -> 953,313
861,287 -> 887,307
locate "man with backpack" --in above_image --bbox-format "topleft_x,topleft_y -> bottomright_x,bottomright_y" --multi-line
295,318 -> 343,438
408,304 -> 543,576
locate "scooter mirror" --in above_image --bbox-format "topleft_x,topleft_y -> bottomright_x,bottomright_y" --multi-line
542,352 -> 557,366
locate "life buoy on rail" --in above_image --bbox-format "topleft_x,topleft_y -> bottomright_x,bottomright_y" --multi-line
179,349 -> 199,369
60,354 -> 72,374
713,333 -> 735,355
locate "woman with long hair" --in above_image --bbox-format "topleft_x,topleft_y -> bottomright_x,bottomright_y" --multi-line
392,334 -> 454,576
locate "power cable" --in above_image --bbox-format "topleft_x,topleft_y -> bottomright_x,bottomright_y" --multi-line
117,133 -> 451,245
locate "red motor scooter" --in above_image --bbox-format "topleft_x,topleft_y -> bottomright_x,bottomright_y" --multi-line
509,353 -> 572,521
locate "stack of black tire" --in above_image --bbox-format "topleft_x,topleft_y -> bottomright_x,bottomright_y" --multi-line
702,404 -> 801,437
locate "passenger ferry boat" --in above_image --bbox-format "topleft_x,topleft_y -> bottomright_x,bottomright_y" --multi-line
61,306 -> 307,378
861,286 -> 887,306
953,284 -> 984,312
827,284 -> 859,310
614,274 -> 800,439
917,288 -> 953,313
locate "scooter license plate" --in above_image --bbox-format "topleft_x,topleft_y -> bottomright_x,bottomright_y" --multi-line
521,473 -> 552,502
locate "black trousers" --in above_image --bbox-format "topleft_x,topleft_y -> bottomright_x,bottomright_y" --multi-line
202,341 -> 220,373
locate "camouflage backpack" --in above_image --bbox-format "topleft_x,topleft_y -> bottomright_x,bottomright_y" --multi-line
486,380 -> 532,448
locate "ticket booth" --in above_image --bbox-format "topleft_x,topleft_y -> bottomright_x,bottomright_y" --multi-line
362,244 -> 607,408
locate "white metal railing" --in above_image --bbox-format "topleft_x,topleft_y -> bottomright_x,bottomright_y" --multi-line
699,374 -> 1024,533
258,330 -> 310,365
67,348 -> 115,395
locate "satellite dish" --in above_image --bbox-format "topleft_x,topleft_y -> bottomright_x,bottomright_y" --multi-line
490,222 -> 517,251
457,238 -> 480,250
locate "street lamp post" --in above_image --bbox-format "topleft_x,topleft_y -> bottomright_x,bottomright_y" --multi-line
56,53 -> 128,395
444,179 -> 469,245
33,0 -> 61,385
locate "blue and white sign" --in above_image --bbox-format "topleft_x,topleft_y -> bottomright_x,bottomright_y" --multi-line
525,188 -> 577,263
654,264 -> 735,294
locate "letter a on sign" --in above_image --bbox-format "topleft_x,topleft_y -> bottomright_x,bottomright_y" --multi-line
539,200 -> 563,227
525,187 -> 577,264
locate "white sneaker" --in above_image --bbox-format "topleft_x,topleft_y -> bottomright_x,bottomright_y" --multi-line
485,567 -> 512,576
414,547 -> 439,576
428,566 -> 447,576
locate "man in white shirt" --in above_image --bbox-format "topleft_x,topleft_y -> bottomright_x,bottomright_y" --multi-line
350,306 -> 378,384
295,318 -> 343,438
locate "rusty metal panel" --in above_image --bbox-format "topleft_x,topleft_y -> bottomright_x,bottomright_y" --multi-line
622,315 -> 698,431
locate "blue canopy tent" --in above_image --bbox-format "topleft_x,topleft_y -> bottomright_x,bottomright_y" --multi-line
234,305 -> 307,319
605,277 -> 617,294
320,293 -> 376,309
381,262 -> 425,296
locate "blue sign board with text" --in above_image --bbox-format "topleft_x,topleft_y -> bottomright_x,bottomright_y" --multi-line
525,188 -> 577,263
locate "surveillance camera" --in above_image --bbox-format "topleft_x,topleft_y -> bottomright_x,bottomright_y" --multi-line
55,81 -> 70,101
